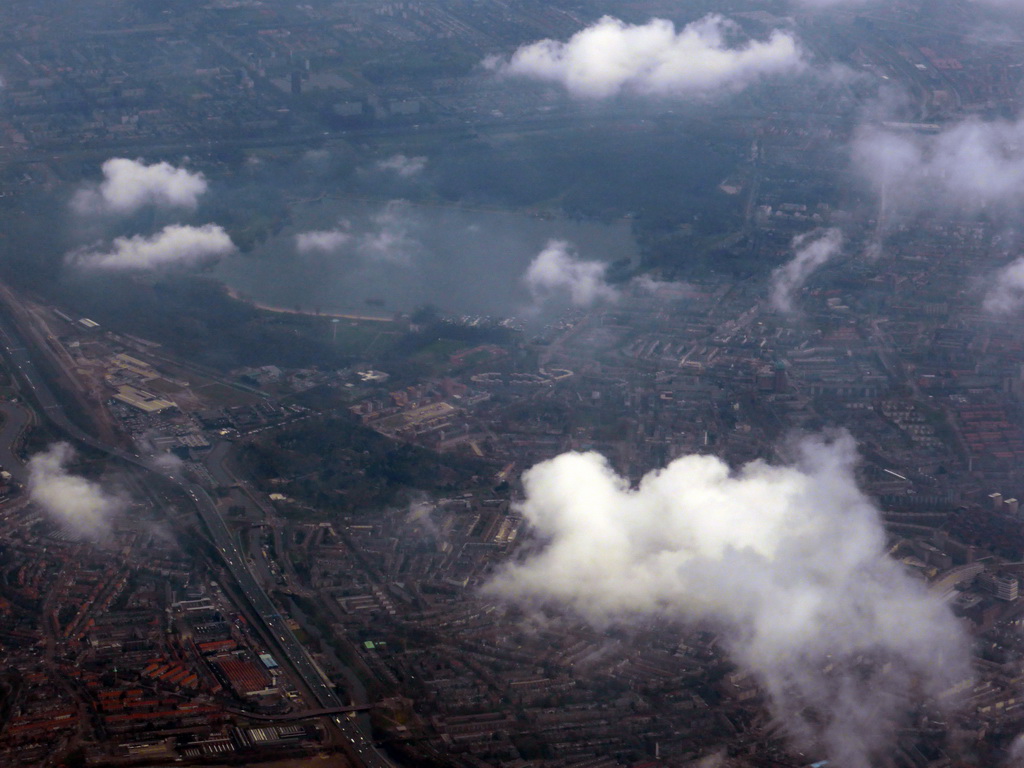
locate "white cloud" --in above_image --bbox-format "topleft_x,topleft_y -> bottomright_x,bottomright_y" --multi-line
486,15 -> 804,99
72,224 -> 236,270
377,154 -> 427,177
484,432 -> 969,767
73,158 -> 208,215
296,228 -> 352,253
769,228 -> 843,313
984,258 -> 1024,314
525,240 -> 619,307
630,274 -> 695,298
28,443 -> 126,540
356,202 -> 420,264
854,117 -> 1024,216
292,204 -> 419,264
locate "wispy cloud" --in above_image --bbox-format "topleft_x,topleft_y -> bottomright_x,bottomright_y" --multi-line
295,228 -> 352,254
769,228 -> 843,313
293,203 -> 420,264
854,117 -> 1024,217
377,154 -> 427,177
28,443 -> 126,540
356,203 -> 420,264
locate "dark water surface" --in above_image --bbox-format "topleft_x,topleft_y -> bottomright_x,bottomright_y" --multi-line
213,198 -> 637,318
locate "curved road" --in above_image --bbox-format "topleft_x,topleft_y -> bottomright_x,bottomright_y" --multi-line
0,310 -> 392,768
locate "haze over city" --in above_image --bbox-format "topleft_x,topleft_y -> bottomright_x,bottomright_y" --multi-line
3,1 -> 1024,768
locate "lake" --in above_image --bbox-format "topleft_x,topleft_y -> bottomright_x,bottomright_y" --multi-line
213,198 -> 637,319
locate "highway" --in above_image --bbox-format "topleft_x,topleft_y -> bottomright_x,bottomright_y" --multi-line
0,400 -> 30,483
0,309 -> 392,768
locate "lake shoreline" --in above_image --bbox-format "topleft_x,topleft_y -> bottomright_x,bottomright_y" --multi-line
224,285 -> 395,323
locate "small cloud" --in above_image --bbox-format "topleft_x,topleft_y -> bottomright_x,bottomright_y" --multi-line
356,202 -> 420,264
295,204 -> 419,264
525,240 -> 619,307
70,223 -> 236,270
135,432 -> 186,477
28,442 -> 126,540
769,228 -> 843,313
984,258 -> 1024,314
73,158 -> 208,216
631,274 -> 695,298
296,228 -> 352,253
377,154 -> 427,177
486,14 -> 804,99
